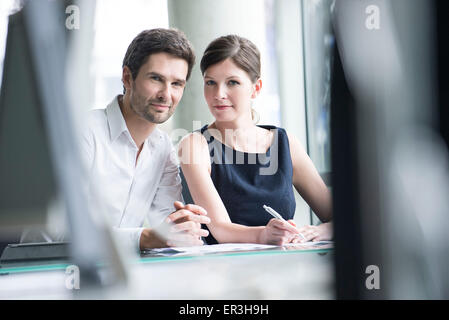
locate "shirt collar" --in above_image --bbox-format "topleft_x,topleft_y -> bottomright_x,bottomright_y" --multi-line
106,95 -> 129,142
105,95 -> 162,149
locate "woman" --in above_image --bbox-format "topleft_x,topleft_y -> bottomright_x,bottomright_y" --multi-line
178,35 -> 332,245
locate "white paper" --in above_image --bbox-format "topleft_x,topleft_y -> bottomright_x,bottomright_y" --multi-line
144,243 -> 277,255
143,241 -> 334,256
282,240 -> 334,247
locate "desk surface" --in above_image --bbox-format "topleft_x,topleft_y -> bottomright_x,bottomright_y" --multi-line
0,246 -> 334,299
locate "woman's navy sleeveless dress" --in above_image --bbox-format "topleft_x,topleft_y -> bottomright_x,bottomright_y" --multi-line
187,124 -> 296,244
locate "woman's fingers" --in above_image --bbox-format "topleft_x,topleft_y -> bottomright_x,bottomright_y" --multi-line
269,223 -> 332,244
265,220 -> 331,245
269,218 -> 300,235
295,225 -> 323,242
265,219 -> 301,245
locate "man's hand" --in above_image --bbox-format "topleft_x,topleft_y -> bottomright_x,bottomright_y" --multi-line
165,201 -> 210,246
139,201 -> 211,249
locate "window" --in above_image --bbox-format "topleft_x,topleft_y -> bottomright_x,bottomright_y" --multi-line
302,0 -> 334,178
91,0 -> 169,111
301,0 -> 335,223
0,0 -> 21,88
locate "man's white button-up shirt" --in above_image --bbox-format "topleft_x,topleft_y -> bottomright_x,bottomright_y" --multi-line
81,95 -> 182,251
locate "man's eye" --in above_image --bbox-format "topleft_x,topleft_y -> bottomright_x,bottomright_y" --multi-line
150,75 -> 161,81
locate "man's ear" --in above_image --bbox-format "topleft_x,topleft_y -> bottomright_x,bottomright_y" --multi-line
251,79 -> 262,99
122,66 -> 133,93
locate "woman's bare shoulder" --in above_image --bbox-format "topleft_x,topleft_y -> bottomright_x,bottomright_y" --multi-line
178,131 -> 210,168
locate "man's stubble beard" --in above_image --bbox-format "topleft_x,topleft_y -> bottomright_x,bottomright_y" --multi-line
130,88 -> 175,124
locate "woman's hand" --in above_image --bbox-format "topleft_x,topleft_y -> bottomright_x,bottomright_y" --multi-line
290,222 -> 333,243
259,218 -> 300,245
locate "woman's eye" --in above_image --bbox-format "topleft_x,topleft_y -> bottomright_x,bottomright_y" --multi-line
228,80 -> 239,86
205,80 -> 215,86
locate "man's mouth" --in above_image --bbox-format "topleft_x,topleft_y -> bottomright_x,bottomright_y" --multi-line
151,103 -> 171,111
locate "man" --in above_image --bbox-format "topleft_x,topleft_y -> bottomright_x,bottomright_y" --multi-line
82,28 -> 210,252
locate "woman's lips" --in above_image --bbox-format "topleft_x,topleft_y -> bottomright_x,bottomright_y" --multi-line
214,105 -> 232,110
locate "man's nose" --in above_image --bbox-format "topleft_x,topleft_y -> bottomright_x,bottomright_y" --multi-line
157,83 -> 170,101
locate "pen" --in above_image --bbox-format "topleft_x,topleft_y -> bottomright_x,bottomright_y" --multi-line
263,205 -> 285,221
263,205 -> 306,241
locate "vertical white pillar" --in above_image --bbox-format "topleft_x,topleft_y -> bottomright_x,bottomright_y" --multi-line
167,0 -> 267,134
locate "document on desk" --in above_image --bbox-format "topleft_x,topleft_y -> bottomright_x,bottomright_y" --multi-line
282,240 -> 334,249
143,241 -> 333,256
143,243 -> 277,256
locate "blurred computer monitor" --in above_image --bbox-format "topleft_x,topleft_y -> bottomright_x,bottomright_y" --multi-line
0,8 -> 57,248
0,1 -> 128,292
331,0 -> 449,299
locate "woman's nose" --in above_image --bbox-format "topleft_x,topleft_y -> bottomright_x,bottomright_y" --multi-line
214,84 -> 227,100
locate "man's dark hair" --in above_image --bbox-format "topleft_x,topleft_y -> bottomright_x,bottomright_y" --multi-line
122,28 -> 195,93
